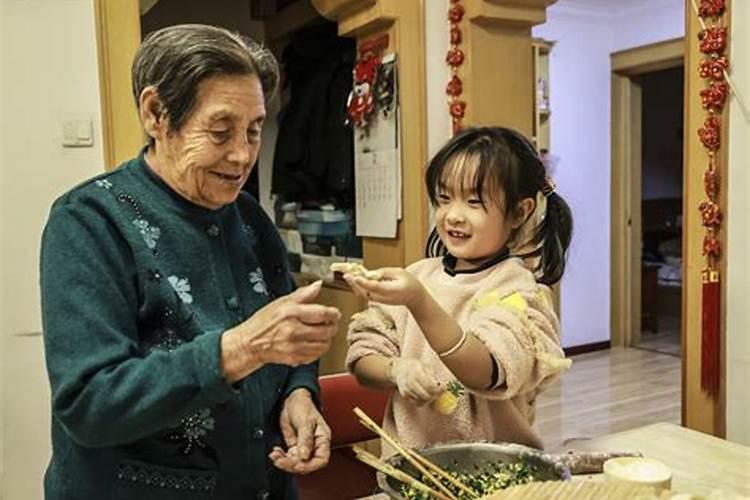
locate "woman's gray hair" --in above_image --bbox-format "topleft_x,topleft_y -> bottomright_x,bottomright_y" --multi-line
132,24 -> 279,137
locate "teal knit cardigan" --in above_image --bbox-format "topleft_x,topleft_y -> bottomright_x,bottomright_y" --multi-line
40,152 -> 318,500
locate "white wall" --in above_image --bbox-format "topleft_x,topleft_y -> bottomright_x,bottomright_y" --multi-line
533,0 -> 684,347
0,1 -> 105,499
611,0 -> 685,51
532,10 -> 614,347
726,0 -> 750,446
425,0 -> 451,160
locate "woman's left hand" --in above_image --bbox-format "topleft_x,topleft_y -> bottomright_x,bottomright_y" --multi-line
344,268 -> 427,310
269,388 -> 331,474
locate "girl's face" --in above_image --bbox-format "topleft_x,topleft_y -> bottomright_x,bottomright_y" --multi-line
434,156 -> 515,270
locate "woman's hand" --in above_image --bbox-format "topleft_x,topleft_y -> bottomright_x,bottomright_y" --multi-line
387,357 -> 443,406
221,281 -> 341,383
344,268 -> 428,310
269,388 -> 331,474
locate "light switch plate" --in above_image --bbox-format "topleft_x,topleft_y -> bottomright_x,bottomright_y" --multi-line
62,119 -> 93,147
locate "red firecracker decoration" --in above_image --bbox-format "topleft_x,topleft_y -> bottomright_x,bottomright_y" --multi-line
695,2 -> 729,399
446,0 -> 466,134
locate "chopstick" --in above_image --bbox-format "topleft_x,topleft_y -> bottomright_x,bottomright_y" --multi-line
353,407 -> 458,499
353,446 -> 451,500
353,406 -> 479,499
410,448 -> 480,499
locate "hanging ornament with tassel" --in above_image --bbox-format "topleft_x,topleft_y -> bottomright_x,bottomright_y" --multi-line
695,0 -> 728,398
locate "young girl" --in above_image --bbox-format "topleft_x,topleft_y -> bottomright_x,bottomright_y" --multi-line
343,126 -> 573,453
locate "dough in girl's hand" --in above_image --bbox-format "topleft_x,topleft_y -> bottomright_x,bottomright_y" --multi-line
330,262 -> 382,280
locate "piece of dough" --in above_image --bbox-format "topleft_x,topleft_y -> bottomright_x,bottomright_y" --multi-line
330,262 -> 382,280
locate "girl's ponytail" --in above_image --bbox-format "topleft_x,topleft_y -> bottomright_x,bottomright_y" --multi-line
535,190 -> 572,285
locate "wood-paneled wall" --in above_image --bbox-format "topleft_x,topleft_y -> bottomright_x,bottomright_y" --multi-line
682,1 -> 726,436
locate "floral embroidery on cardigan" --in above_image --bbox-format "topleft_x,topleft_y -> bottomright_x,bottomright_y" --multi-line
249,268 -> 268,295
149,328 -> 184,352
132,218 -> 161,249
168,275 -> 193,304
166,408 -> 215,455
95,179 -> 112,190
117,463 -> 216,491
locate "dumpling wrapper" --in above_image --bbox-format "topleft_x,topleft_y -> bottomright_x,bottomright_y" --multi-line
330,262 -> 382,281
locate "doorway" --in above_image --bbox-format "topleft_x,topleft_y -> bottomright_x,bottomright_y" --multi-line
637,67 -> 684,357
610,38 -> 684,350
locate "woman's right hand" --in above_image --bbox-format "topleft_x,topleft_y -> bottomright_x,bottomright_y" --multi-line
387,357 -> 442,406
221,281 -> 341,383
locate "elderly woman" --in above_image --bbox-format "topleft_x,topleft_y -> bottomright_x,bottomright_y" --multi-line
40,24 -> 339,500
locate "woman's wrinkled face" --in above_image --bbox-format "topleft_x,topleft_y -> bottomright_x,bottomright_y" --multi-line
434,154 -> 513,270
155,74 -> 266,209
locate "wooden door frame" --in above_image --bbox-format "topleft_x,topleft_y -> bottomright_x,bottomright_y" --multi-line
610,38 -> 684,349
93,0 -> 143,170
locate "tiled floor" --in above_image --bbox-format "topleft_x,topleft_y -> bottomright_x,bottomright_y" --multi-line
533,347 -> 681,452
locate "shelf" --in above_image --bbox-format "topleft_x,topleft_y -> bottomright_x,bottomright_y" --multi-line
533,38 -> 553,152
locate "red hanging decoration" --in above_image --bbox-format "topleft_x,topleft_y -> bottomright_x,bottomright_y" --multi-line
450,100 -> 466,120
446,75 -> 463,97
700,81 -> 729,110
699,0 -> 726,18
702,269 -> 721,397
703,168 -> 719,199
450,25 -> 462,45
698,116 -> 721,151
446,0 -> 466,134
446,48 -> 465,67
698,26 -> 728,54
448,3 -> 465,22
698,56 -> 729,81
696,2 -> 729,399
346,34 -> 389,131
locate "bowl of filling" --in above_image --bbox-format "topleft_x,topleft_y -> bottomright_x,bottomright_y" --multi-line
377,442 -> 571,499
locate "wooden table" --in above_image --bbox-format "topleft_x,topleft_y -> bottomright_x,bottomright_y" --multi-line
575,422 -> 750,497
358,423 -> 750,499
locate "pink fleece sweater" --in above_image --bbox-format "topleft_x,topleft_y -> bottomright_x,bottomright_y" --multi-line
346,256 -> 570,455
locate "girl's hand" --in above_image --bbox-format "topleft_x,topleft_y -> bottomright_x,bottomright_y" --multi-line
344,267 -> 427,309
387,357 -> 443,406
